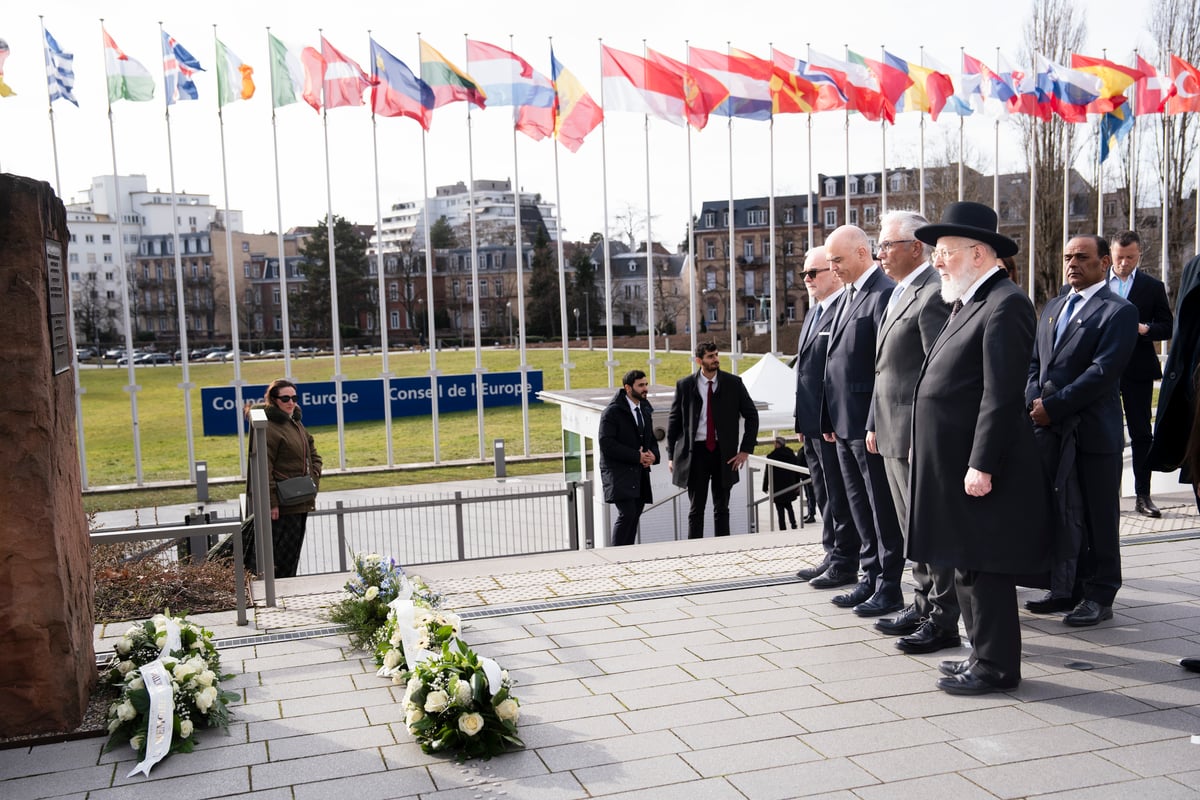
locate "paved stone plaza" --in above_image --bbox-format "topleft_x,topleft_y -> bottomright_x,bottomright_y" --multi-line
3,494 -> 1200,799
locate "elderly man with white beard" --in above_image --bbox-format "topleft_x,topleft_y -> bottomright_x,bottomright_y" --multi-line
906,202 -> 1052,695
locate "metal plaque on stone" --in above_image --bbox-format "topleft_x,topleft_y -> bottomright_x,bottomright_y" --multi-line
46,239 -> 70,375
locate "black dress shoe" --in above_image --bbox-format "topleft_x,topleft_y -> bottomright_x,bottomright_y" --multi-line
1180,657 -> 1200,673
936,670 -> 1016,696
874,603 -> 921,635
810,568 -> 858,590
831,581 -> 873,608
795,560 -> 831,581
938,658 -> 972,677
896,619 -> 962,654
853,590 -> 904,617
1135,495 -> 1162,518
1024,592 -> 1077,614
1063,599 -> 1113,627
802,514 -> 817,524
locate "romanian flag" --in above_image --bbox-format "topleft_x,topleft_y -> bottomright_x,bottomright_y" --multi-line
419,39 -> 485,109
369,38 -> 433,129
215,38 -> 254,106
550,48 -> 602,152
103,27 -> 155,103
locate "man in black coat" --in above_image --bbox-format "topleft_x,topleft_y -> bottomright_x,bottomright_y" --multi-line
1108,230 -> 1173,517
793,247 -> 860,587
1150,253 -> 1200,512
599,370 -> 660,546
820,225 -> 905,618
668,341 -> 759,538
909,202 -> 1051,695
1026,236 -> 1138,626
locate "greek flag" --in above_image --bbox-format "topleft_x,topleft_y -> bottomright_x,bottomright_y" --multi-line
44,28 -> 77,106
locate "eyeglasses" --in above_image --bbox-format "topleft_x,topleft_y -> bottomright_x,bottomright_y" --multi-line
877,239 -> 916,252
801,267 -> 832,280
931,243 -> 980,263
275,395 -> 297,403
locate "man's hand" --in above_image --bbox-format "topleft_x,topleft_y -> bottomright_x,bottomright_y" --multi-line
667,459 -> 673,473
866,431 -> 878,455
728,451 -> 749,469
964,468 -> 992,497
796,432 -> 805,445
1029,397 -> 1051,427
271,506 -> 280,521
823,432 -> 835,443
1138,322 -> 1149,336
639,447 -> 654,467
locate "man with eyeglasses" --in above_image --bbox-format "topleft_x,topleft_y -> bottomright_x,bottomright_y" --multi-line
1026,235 -> 1138,627
907,202 -> 1050,695
819,225 -> 905,618
866,211 -> 958,655
793,247 -> 860,588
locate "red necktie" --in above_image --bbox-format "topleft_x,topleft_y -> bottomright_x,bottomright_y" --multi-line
705,379 -> 716,452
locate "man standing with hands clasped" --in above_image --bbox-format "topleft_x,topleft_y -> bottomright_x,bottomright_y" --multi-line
668,342 -> 759,538
599,370 -> 660,546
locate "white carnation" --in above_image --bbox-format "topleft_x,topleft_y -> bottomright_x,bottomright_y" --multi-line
453,679 -> 473,706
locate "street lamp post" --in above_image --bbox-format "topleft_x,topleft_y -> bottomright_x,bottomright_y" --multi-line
573,307 -> 580,341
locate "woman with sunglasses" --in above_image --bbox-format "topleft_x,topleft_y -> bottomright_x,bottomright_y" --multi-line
245,379 -> 322,578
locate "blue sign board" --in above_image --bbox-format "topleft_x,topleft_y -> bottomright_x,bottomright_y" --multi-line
201,371 -> 543,436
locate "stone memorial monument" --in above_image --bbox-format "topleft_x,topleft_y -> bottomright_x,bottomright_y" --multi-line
0,174 -> 95,736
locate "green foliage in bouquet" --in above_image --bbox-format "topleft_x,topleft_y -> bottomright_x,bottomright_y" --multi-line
102,612 -> 239,761
372,600 -> 461,681
401,640 -> 524,760
329,553 -> 441,650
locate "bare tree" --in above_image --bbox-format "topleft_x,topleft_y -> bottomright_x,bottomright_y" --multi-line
1019,0 -> 1087,305
1149,0 -> 1200,294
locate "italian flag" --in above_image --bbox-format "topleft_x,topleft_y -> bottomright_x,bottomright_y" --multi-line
103,27 -> 154,103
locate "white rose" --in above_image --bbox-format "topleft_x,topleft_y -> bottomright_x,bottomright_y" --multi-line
195,686 -> 219,713
457,712 -> 484,737
152,614 -> 168,629
364,586 -> 380,601
173,662 -> 197,682
196,670 -> 216,688
179,719 -> 194,738
424,690 -> 449,713
128,677 -> 144,692
130,734 -> 144,752
117,660 -> 135,676
453,680 -> 473,706
406,676 -> 423,696
154,635 -> 167,649
389,628 -> 403,646
115,637 -> 132,656
383,649 -> 402,671
494,698 -> 520,724
116,700 -> 137,722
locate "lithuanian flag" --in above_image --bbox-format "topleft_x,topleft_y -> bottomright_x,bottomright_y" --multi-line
419,39 -> 486,109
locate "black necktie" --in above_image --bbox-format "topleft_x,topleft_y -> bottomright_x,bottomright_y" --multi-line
634,405 -> 644,436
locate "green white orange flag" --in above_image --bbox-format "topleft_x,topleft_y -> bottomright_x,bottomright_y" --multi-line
103,26 -> 154,102
215,38 -> 255,106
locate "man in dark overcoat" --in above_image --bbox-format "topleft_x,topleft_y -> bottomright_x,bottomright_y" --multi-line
599,370 -> 660,546
908,202 -> 1051,695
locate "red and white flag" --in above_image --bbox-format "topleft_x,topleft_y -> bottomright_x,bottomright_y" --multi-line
1166,54 -> 1200,114
321,36 -> 371,109
1134,54 -> 1173,115
601,45 -> 686,126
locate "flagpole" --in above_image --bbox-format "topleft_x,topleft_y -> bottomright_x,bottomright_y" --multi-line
685,40 -> 698,359
994,46 -> 1001,214
598,38 -> 616,388
724,44 -> 739,374
550,38 -> 573,390
43,15 -> 88,489
958,48 -> 965,202
463,35 -> 486,460
768,43 -> 778,356
416,33 -> 442,462
1062,126 -> 1072,249
919,47 -> 927,218
216,32 -> 248,474
640,41 -> 658,386
101,19 -> 144,485
1129,49 -> 1139,232
160,22 -> 197,480
318,30 -> 347,469
1096,120 -> 1105,236
507,36 -> 532,455
368,31 -> 395,467
880,46 -> 888,219
1028,159 -> 1037,301
806,44 -> 815,253
266,28 -> 294,380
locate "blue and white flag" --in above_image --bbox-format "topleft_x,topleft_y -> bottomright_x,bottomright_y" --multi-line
44,28 -> 77,106
161,30 -> 203,104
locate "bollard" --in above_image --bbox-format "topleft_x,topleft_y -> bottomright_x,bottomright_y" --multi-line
195,460 -> 209,504
494,438 -> 506,478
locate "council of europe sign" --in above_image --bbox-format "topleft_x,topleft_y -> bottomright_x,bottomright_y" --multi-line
200,371 -> 543,436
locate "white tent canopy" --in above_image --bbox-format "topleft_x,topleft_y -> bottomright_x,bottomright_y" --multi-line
739,352 -> 797,432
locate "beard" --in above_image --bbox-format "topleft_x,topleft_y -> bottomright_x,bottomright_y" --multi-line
940,266 -> 981,304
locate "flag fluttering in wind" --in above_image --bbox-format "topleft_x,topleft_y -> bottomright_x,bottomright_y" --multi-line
646,47 -> 726,129
1166,54 -> 1200,114
766,48 -> 817,114
321,36 -> 371,109
104,27 -> 155,102
550,48 -> 602,152
268,34 -> 321,112
774,50 -> 845,111
369,38 -> 433,128
996,54 -> 1048,119
883,51 -> 955,120
1036,54 -> 1102,122
215,38 -> 254,106
1134,54 -> 1173,115
922,52 -> 972,117
688,46 -> 770,121
1099,104 -> 1134,162
1070,53 -> 1141,114
467,39 -> 555,139
600,44 -> 686,125
805,49 -> 885,120
849,49 -> 910,123
161,30 -> 203,104
44,28 -> 78,106
961,52 -> 1017,117
419,39 -> 486,109
0,39 -> 15,97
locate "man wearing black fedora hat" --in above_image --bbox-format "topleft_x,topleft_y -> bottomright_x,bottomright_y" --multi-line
908,201 -> 1052,695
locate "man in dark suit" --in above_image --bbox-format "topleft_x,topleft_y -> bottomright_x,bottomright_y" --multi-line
668,342 -> 759,538
1026,235 -> 1138,626
793,247 -> 859,588
820,225 -> 905,617
1108,230 -> 1173,517
599,369 -> 661,546
909,202 -> 1051,695
865,211 -> 958,654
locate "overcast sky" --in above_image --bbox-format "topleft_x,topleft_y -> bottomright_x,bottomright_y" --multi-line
3,0 -> 1162,248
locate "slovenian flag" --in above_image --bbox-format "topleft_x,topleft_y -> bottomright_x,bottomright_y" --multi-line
466,39 -> 555,140
104,26 -> 155,103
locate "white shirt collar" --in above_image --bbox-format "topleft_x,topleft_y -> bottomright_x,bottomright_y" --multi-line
960,266 -> 1002,305
817,286 -> 846,312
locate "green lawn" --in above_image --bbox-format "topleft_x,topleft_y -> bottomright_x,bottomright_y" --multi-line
79,348 -> 737,488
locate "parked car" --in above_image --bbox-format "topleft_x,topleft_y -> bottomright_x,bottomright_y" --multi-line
137,353 -> 173,365
75,347 -> 97,361
203,350 -> 231,362
104,347 -> 127,360
222,351 -> 252,361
